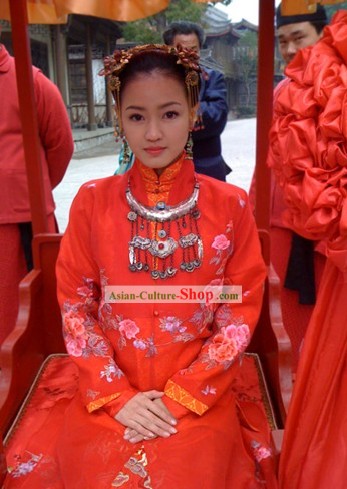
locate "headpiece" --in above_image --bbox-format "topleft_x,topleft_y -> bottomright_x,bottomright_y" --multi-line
276,3 -> 327,29
100,43 -> 201,136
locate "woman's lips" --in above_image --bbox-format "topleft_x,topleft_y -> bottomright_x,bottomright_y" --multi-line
144,147 -> 165,156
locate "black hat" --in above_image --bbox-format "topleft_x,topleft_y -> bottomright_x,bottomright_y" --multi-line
276,3 -> 327,29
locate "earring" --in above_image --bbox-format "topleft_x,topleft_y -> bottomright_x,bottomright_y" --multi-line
115,137 -> 135,175
122,138 -> 132,166
185,132 -> 194,159
114,116 -> 121,142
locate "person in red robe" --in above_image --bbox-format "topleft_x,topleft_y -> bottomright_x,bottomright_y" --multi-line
4,44 -> 277,488
268,11 -> 347,488
249,4 -> 328,371
0,40 -> 73,345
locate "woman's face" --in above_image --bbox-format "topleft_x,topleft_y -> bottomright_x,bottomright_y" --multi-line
120,71 -> 193,173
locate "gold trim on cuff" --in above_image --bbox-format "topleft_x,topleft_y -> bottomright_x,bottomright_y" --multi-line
87,392 -> 121,413
165,379 -> 208,415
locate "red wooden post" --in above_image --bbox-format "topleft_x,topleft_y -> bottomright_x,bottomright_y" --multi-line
255,0 -> 275,264
9,0 -> 48,235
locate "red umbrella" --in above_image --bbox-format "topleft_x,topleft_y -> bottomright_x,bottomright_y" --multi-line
0,0 -> 170,23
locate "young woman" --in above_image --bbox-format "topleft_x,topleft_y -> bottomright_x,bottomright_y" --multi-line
5,44 -> 276,488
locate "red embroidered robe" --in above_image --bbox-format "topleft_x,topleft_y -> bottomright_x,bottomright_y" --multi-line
5,156 -> 277,488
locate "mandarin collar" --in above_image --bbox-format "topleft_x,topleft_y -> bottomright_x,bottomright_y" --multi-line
128,152 -> 196,206
137,154 -> 183,190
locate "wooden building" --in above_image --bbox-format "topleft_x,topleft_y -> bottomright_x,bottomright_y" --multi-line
202,8 -> 283,117
0,16 -> 122,130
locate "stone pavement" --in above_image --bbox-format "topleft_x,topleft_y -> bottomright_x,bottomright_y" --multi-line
53,118 -> 256,232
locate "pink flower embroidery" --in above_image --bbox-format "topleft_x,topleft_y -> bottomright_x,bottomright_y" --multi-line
65,336 -> 86,357
133,339 -> 147,350
63,310 -> 88,357
202,385 -> 217,396
224,323 -> 250,350
251,441 -> 272,462
211,234 -> 230,251
160,316 -> 186,333
64,310 -> 87,338
119,319 -> 139,339
208,334 -> 238,363
208,323 -> 250,364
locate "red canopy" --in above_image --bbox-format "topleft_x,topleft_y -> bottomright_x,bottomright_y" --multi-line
0,0 -> 170,24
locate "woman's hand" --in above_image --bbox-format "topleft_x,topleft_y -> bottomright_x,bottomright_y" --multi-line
123,397 -> 177,443
123,427 -> 153,444
115,390 -> 177,442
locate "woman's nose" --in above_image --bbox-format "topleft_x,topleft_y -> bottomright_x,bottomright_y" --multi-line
145,120 -> 162,141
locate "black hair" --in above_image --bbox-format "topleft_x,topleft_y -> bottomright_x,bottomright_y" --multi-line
163,21 -> 205,49
309,20 -> 327,35
118,49 -> 200,101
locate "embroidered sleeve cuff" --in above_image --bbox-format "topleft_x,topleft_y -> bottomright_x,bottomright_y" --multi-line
87,393 -> 121,413
164,379 -> 209,417
87,389 -> 137,417
102,389 -> 138,418
162,395 -> 190,419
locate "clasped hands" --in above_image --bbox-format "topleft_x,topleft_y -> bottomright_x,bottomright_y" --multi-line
115,390 -> 178,444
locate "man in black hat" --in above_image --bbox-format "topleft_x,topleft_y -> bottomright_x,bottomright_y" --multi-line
276,3 -> 328,64
271,4 -> 329,367
250,3 -> 328,371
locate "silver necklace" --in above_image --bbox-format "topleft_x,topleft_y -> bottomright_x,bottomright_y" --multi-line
126,181 -> 203,279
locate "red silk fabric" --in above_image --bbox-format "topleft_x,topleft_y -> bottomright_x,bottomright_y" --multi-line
268,11 -> 347,277
268,11 -> 347,489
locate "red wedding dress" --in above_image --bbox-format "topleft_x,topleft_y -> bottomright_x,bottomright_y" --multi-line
4,155 -> 278,488
268,11 -> 347,488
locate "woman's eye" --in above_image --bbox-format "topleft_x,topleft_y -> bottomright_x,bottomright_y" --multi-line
164,111 -> 179,119
129,114 -> 143,121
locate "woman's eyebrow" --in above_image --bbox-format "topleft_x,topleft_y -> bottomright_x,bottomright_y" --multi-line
125,101 -> 182,111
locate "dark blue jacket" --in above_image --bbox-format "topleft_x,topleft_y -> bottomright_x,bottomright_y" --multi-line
192,67 -> 230,181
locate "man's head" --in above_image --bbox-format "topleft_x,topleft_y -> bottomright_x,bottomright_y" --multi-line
163,21 -> 205,54
276,3 -> 327,64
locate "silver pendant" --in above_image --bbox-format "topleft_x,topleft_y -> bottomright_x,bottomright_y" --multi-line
148,238 -> 178,259
198,238 -> 204,260
181,260 -> 201,272
151,267 -> 178,279
130,236 -> 151,251
179,232 -> 199,248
